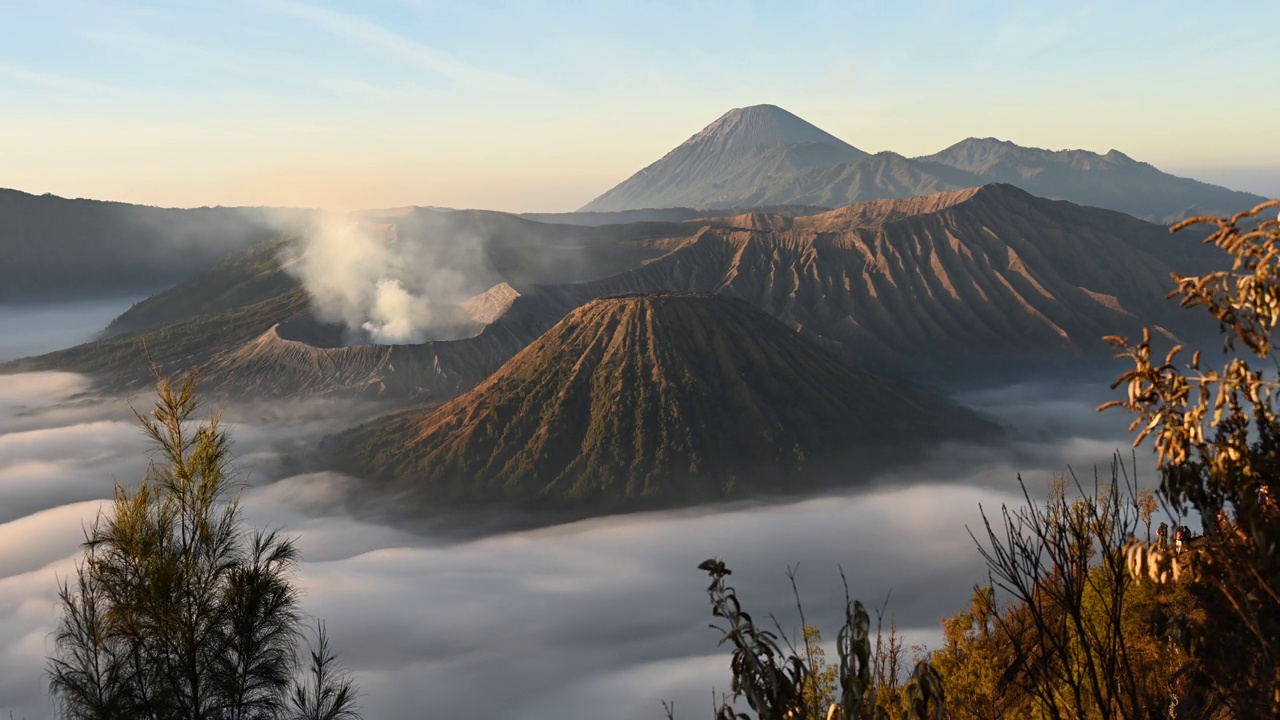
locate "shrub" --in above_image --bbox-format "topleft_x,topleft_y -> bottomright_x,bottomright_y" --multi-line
47,372 -> 362,720
1104,199 -> 1280,716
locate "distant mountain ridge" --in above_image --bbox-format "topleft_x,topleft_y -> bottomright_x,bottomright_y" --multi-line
0,188 -> 308,302
2,105 -> 1266,304
4,183 -> 1221,397
580,105 -> 1268,223
536,184 -> 1212,369
919,137 -> 1266,223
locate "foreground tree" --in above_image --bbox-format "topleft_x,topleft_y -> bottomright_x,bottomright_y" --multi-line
1104,199 -> 1280,717
47,373 -> 361,720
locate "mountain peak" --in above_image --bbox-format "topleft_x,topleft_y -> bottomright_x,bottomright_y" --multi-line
958,137 -> 1015,148
579,105 -> 866,212
684,104 -> 849,150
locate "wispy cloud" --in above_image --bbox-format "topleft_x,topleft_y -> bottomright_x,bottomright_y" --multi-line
266,0 -> 546,95
0,63 -> 123,95
81,22 -> 266,80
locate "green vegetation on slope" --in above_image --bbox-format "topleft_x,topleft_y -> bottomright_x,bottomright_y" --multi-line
105,233 -> 302,336
2,289 -> 313,391
47,373 -> 361,720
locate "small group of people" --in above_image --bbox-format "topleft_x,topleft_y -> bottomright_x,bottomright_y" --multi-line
1149,481 -> 1276,555
1156,522 -> 1197,553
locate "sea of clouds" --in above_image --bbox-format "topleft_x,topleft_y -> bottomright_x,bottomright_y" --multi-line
0,302 -> 1150,720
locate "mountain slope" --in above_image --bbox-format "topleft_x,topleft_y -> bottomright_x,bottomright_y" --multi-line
507,184 -> 1213,371
330,293 -> 995,516
104,208 -> 702,339
104,234 -> 301,336
734,152 -> 981,208
2,211 -> 703,396
0,188 -> 307,302
2,289 -> 316,388
580,105 -> 867,212
6,184 -> 1219,395
919,138 -> 1268,223
519,204 -> 828,227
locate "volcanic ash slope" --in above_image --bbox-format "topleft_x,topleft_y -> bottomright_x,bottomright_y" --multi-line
330,293 -> 997,519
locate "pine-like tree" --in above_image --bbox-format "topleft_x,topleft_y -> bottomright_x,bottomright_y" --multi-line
47,372 -> 361,720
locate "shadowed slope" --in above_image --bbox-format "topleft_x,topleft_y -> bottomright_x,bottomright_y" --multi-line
920,138 -> 1268,223
104,209 -> 701,338
0,188 -> 306,302
510,185 -> 1210,369
0,212 -> 701,394
104,234 -> 301,336
331,294 -> 995,517
733,152 -> 981,208
195,317 -> 534,401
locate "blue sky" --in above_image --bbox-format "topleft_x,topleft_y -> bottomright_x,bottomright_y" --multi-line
1,0 -> 1277,211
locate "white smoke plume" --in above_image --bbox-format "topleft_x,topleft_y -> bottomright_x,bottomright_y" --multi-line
282,213 -> 485,345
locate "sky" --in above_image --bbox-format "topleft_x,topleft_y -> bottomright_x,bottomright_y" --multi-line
1,0 -> 1278,212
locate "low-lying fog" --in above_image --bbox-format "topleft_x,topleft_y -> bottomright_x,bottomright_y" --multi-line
0,298 -> 143,363
0,304 -> 1152,720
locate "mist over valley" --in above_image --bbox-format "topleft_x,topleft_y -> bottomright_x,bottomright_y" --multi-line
0,301 -> 1143,719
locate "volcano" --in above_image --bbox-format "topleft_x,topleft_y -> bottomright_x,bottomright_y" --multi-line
580,104 -> 868,212
330,293 -> 995,518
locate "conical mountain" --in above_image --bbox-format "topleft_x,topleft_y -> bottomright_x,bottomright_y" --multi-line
331,293 -> 995,517
580,105 -> 867,212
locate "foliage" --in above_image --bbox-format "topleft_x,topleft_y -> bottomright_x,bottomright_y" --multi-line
696,559 -> 943,720
928,587 -> 1013,720
966,464 -> 1176,720
1102,199 -> 1280,716
46,372 -> 361,720
290,622 -> 361,720
698,558 -> 809,720
800,625 -> 837,719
